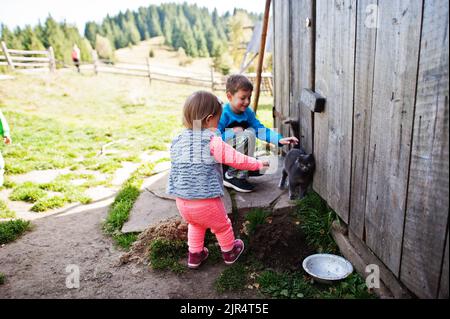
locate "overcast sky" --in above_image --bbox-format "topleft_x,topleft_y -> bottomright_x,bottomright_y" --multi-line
0,0 -> 265,33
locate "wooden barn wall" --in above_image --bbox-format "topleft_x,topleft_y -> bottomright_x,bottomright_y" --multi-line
400,0 -> 449,299
349,0 -> 378,239
290,0 -> 315,154
364,0 -> 423,278
272,0 -> 449,298
273,0 -> 291,140
313,0 -> 356,224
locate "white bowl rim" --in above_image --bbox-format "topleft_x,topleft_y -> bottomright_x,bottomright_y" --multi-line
302,254 -> 353,281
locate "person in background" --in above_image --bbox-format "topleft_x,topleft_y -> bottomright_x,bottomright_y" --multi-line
0,109 -> 12,186
72,44 -> 81,73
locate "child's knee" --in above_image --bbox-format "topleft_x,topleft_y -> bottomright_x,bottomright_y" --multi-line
243,129 -> 256,140
212,220 -> 232,235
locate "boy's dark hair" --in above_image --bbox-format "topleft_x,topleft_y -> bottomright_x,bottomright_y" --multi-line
226,74 -> 254,95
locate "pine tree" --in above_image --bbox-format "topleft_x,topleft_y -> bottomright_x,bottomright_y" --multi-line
227,11 -> 253,65
101,17 -> 116,49
161,15 -> 173,46
21,25 -> 45,51
128,21 -> 141,45
135,9 -> 148,40
148,6 -> 162,37
193,21 -> 209,57
95,34 -> 113,60
0,24 -> 23,49
80,2 -> 239,58
44,16 -> 69,63
79,38 -> 93,62
84,22 -> 98,48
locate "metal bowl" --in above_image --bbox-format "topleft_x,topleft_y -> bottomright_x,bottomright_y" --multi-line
302,254 -> 353,284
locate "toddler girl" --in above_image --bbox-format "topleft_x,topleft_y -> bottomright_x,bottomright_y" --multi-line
167,91 -> 269,269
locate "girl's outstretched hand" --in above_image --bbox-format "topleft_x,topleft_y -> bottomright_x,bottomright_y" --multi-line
4,136 -> 11,145
279,136 -> 299,145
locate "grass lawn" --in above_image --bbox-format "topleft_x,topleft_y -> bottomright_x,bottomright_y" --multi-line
0,219 -> 31,245
213,193 -> 376,299
0,71 -> 274,215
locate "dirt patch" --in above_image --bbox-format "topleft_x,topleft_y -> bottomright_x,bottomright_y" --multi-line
248,212 -> 316,272
120,217 -> 188,265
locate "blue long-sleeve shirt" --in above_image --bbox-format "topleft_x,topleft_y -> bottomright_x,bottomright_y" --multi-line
218,103 -> 283,146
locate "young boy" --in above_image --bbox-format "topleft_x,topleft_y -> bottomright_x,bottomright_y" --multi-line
218,74 -> 298,193
0,109 -> 12,186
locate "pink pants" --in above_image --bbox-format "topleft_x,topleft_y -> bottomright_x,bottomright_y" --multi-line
175,197 -> 235,253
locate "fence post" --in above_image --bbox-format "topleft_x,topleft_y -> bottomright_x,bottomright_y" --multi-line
210,66 -> 215,91
146,57 -> 152,85
48,46 -> 56,72
91,50 -> 98,75
1,41 -> 14,70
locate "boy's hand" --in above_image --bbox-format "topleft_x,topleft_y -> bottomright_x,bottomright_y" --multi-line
4,136 -> 11,145
279,137 -> 299,146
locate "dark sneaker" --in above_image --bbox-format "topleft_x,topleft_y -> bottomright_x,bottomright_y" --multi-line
249,170 -> 265,177
188,247 -> 209,269
223,175 -> 255,193
222,164 -> 229,176
222,239 -> 245,265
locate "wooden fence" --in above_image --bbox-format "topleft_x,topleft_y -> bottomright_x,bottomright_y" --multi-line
1,43 -> 273,95
85,51 -> 273,94
0,41 -> 55,72
273,0 -> 449,299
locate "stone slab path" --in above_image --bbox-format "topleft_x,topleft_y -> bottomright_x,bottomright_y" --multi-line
122,170 -> 233,234
0,154 -> 296,299
122,156 -> 292,234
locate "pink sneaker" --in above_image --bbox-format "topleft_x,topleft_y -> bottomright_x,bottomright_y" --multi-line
222,239 -> 245,265
188,247 -> 209,269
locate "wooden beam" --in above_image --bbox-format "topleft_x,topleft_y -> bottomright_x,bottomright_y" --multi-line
365,0 -> 423,276
48,47 -> 55,72
146,57 -> 152,85
400,0 -> 449,298
290,0 -> 315,154
7,48 -> 48,55
253,0 -> 271,114
313,0 -> 356,223
349,0 -> 379,239
1,41 -> 14,70
10,56 -> 50,62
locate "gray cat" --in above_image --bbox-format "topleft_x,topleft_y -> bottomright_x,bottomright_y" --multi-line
278,147 -> 316,200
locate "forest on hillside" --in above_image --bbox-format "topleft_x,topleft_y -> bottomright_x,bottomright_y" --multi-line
0,3 -> 261,68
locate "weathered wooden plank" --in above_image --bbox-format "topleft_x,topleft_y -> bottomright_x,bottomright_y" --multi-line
439,233 -> 449,299
313,0 -> 356,223
12,62 -> 50,68
7,48 -> 48,55
400,0 -> 449,298
280,0 -> 291,140
312,0 -> 330,206
290,0 -> 315,154
9,56 -> 50,62
273,0 -> 282,136
365,0 -> 423,276
1,41 -> 14,70
272,0 -> 291,142
349,0 -> 379,239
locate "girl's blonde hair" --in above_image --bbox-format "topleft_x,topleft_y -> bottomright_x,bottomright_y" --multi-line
182,91 -> 223,129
